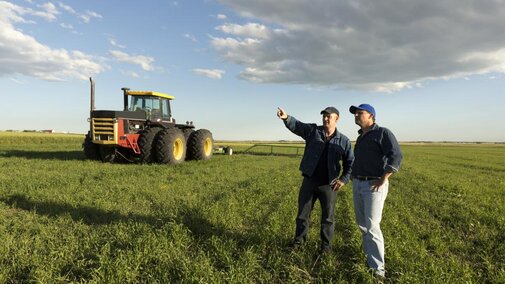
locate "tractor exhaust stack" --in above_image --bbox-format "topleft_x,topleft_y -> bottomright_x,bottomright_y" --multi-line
122,87 -> 130,111
90,77 -> 95,112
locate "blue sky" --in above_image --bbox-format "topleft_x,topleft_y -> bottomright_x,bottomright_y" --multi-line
1,0 -> 504,142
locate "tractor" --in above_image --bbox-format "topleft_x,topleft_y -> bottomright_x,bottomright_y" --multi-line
83,78 -> 213,164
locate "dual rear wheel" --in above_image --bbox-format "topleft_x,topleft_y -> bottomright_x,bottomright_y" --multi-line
187,129 -> 213,160
156,128 -> 187,164
139,128 -> 213,164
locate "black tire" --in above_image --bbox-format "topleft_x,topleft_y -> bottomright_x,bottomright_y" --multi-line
156,128 -> 186,164
83,131 -> 100,160
138,127 -> 162,163
187,129 -> 213,160
182,128 -> 194,159
99,146 -> 116,163
183,128 -> 194,141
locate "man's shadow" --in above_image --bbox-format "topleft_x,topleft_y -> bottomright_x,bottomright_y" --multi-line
330,191 -> 368,281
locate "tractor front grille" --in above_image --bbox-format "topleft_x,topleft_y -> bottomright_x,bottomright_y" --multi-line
92,118 -> 117,144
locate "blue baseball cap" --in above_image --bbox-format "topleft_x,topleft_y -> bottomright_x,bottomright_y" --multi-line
349,104 -> 376,118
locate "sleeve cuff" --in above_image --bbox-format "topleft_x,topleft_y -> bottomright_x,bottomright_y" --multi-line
385,165 -> 399,173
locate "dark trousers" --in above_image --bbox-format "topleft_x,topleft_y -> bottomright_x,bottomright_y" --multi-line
295,177 -> 337,249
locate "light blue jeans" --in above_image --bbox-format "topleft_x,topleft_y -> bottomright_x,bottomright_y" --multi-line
352,178 -> 389,277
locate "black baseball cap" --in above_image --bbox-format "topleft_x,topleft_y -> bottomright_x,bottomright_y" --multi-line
320,106 -> 339,116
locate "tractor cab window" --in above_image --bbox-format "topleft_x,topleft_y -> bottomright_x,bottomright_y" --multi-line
128,95 -> 173,122
130,96 -> 163,121
130,96 -> 161,112
161,99 -> 172,120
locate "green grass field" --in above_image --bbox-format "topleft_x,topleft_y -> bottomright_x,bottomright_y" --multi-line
0,133 -> 503,283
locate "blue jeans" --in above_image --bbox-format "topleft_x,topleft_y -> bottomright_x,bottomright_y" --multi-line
352,178 -> 389,277
295,177 -> 337,249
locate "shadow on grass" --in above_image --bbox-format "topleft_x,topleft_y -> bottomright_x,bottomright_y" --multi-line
1,194 -> 261,247
326,193 -> 367,281
1,194 -> 158,226
1,193 -> 270,273
177,206 -> 263,246
0,150 -> 85,161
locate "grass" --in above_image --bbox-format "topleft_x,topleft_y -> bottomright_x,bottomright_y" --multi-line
0,133 -> 504,283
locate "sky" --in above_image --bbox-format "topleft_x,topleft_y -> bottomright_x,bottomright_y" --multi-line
1,0 -> 505,142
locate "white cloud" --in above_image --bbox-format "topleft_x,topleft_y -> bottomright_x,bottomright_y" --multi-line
109,38 -> 126,49
0,1 -> 30,23
79,10 -> 102,23
192,68 -> 225,79
215,0 -> 505,92
0,1 -> 104,81
58,2 -> 101,24
217,14 -> 227,20
9,77 -> 25,84
121,70 -> 140,78
184,33 -> 198,43
60,22 -> 73,29
58,2 -> 76,14
110,50 -> 155,71
33,2 -> 59,22
216,23 -> 270,39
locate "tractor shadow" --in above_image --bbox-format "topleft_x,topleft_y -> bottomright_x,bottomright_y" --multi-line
1,193 -> 266,273
0,194 -> 156,226
1,193 -> 262,250
0,150 -> 85,161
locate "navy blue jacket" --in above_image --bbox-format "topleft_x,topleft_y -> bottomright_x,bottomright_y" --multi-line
352,123 -> 402,177
284,115 -> 354,184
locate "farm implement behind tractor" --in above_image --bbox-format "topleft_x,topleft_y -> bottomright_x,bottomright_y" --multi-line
83,78 -> 213,164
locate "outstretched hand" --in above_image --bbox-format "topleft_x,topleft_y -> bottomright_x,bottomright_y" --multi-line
277,107 -> 288,120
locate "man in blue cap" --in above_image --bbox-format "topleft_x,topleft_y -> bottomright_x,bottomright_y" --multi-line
277,106 -> 354,254
349,104 -> 402,279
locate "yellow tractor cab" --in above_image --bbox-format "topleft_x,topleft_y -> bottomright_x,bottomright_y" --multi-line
124,89 -> 176,123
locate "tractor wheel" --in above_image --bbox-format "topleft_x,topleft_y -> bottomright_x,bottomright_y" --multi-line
83,131 -> 100,160
183,128 -> 194,141
138,127 -> 162,163
187,129 -> 213,160
182,128 -> 194,159
156,128 -> 186,164
99,146 -> 116,163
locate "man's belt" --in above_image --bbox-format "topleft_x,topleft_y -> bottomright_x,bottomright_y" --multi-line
353,176 -> 381,181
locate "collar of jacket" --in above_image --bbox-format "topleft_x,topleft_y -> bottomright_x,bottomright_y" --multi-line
318,126 -> 342,140
358,123 -> 379,135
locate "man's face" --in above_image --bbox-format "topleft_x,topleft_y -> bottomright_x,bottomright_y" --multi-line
354,110 -> 373,127
322,113 -> 338,129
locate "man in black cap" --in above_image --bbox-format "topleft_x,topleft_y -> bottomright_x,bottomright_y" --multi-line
349,103 -> 402,279
277,106 -> 354,254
